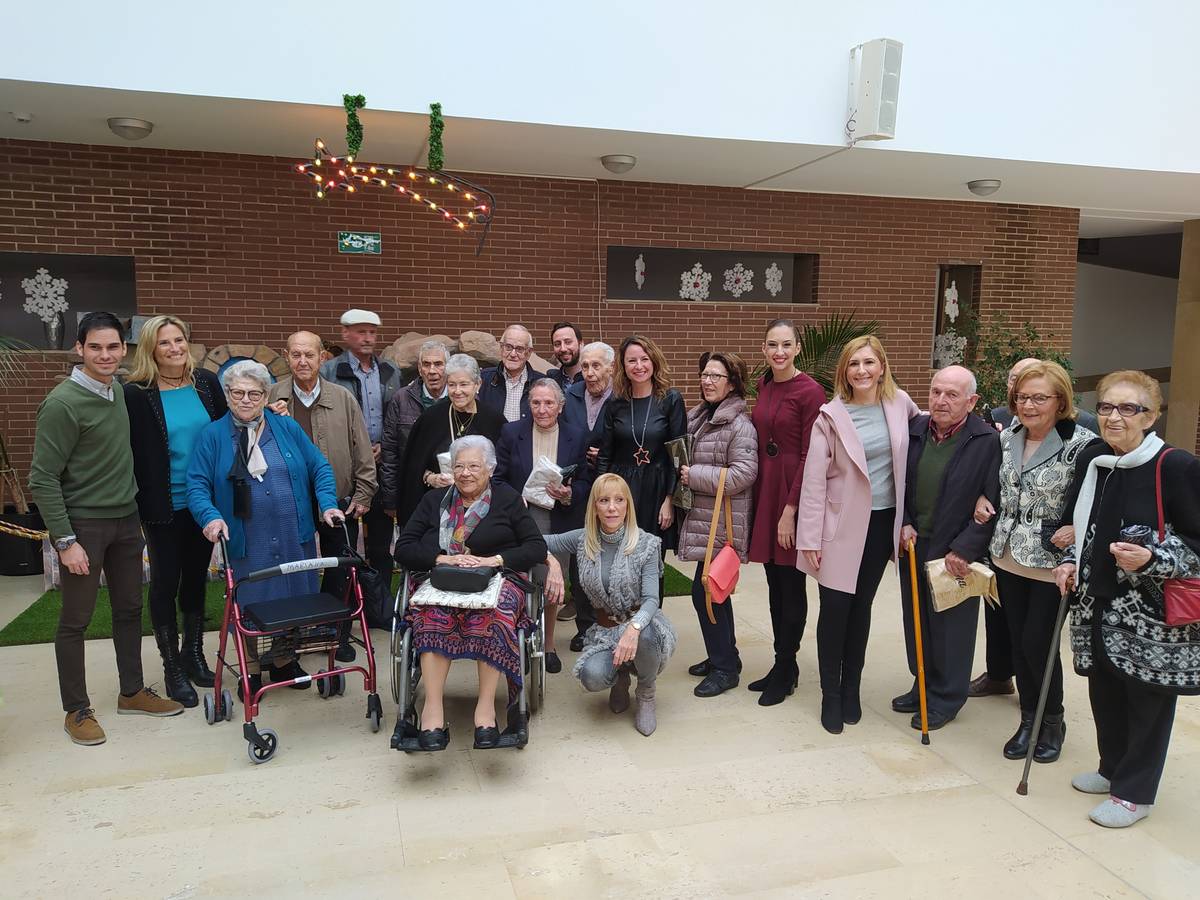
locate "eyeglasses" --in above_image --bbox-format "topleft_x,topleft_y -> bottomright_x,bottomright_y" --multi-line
452,463 -> 485,474
228,389 -> 265,401
500,342 -> 530,355
1014,393 -> 1057,406
1097,401 -> 1152,418
699,373 -> 728,382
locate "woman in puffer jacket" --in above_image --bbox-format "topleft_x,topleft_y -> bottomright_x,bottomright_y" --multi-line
676,352 -> 759,699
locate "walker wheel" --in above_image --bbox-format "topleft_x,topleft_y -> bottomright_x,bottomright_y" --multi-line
247,728 -> 278,764
317,669 -> 331,699
334,673 -> 346,696
203,693 -> 217,725
222,689 -> 234,721
367,694 -> 382,733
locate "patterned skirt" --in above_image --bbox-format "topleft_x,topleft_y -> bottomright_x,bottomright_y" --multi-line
406,576 -> 533,695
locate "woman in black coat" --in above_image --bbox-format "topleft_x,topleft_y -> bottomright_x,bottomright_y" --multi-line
395,354 -> 504,532
393,435 -> 548,751
1054,370 -> 1200,829
596,335 -> 686,554
124,315 -> 227,707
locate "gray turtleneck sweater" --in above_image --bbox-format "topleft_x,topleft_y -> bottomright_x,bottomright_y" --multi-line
544,528 -> 659,629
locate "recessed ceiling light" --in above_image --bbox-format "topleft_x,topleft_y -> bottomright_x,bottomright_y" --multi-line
107,117 -> 154,140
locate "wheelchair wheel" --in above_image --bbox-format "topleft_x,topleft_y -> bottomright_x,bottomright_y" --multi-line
528,609 -> 546,716
247,728 -> 278,764
397,630 -> 415,717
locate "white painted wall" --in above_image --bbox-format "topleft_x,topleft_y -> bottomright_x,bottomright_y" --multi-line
1073,262 -> 1178,429
4,0 -> 1198,173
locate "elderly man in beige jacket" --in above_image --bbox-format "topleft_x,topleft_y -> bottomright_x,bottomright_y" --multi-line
269,331 -> 378,659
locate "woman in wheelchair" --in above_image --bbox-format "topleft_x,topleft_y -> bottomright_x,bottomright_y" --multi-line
188,360 -> 344,696
543,474 -> 676,736
394,435 -> 548,751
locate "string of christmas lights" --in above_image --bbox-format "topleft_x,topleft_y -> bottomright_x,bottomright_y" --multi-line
294,139 -> 496,255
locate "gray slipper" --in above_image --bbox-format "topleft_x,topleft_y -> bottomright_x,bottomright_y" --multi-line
1089,797 -> 1151,828
1071,771 -> 1111,794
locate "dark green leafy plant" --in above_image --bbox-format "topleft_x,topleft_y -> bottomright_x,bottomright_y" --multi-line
343,93 -> 366,157
960,312 -> 1072,415
749,313 -> 879,398
427,102 -> 445,171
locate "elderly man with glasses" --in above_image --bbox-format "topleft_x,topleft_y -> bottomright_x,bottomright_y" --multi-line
479,325 -> 538,423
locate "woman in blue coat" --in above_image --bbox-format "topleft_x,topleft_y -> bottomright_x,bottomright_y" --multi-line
188,361 -> 343,692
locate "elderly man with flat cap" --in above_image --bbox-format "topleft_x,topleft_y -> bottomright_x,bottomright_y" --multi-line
320,308 -> 404,583
892,365 -> 1001,731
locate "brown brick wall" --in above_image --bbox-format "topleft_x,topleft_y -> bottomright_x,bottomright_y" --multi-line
0,138 -> 1080,482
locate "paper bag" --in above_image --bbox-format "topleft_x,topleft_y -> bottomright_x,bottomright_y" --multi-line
523,455 -> 564,510
924,558 -> 1000,612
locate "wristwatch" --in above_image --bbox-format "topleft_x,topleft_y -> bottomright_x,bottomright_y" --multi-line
54,535 -> 77,552
630,620 -> 643,632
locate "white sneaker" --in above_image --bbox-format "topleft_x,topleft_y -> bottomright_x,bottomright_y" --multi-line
1089,796 -> 1151,828
1071,771 -> 1112,794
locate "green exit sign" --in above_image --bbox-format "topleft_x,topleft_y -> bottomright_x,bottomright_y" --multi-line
338,231 -> 382,254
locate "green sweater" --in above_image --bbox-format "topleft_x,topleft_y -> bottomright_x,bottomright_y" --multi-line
914,429 -> 962,536
28,378 -> 137,539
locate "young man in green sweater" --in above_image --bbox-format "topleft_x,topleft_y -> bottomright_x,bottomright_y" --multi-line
29,312 -> 183,746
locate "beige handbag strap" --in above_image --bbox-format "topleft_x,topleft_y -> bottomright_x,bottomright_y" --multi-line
702,467 -> 729,625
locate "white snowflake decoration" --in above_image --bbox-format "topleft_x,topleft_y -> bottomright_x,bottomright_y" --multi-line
723,262 -> 754,298
943,279 -> 960,324
679,262 -> 712,301
634,253 -> 646,290
22,267 -> 70,324
765,262 -> 783,297
932,330 -> 967,368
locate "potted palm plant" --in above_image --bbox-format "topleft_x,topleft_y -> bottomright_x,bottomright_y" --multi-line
0,335 -> 45,575
748,312 -> 879,398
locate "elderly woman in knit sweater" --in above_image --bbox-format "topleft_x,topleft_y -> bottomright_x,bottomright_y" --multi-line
676,351 -> 758,700
543,474 -> 676,736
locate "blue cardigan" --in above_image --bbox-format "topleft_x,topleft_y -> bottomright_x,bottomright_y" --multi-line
187,411 -> 337,560
493,417 -> 592,531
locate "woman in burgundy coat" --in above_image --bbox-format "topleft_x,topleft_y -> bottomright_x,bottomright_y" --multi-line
739,319 -> 825,705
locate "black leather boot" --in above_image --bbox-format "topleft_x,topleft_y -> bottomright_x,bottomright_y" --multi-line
1003,711 -> 1035,759
748,660 -> 779,692
840,676 -> 862,725
759,658 -> 798,706
336,620 -> 356,663
154,625 -> 198,708
181,612 -> 216,687
1033,714 -> 1067,764
820,694 -> 844,734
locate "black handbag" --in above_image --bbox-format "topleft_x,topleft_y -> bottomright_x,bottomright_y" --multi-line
359,565 -> 394,631
430,565 -> 498,593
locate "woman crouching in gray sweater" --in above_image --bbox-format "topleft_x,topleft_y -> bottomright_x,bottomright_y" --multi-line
544,474 -> 676,735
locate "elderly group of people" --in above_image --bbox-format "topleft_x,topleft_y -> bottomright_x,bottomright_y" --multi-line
29,308 -> 1199,830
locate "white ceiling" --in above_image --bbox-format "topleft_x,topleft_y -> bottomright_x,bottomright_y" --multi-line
1,79 -> 1196,240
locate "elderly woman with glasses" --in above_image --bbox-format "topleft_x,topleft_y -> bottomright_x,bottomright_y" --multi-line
1052,371 -> 1200,828
187,360 -> 343,694
394,435 -> 549,751
974,360 -> 1098,765
395,353 -> 506,530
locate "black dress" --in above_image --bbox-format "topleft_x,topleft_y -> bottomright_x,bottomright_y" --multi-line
395,398 -> 506,531
597,388 -> 686,550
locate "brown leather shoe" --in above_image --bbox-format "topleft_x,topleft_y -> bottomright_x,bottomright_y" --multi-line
556,601 -> 577,622
117,686 -> 185,717
65,708 -> 106,745
968,673 -> 1015,698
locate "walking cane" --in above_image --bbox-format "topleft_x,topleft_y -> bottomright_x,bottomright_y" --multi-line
907,540 -> 930,745
1016,584 -> 1072,796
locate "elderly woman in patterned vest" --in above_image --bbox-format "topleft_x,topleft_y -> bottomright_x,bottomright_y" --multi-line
1053,370 -> 1200,828
975,360 -> 1098,765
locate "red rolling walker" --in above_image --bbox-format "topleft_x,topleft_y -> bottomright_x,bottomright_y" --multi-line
205,525 -> 383,763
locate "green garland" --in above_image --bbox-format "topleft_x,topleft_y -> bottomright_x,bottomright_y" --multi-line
427,102 -> 444,172
343,93 -> 366,157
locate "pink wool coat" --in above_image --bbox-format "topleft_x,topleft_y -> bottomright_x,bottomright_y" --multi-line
795,391 -> 920,594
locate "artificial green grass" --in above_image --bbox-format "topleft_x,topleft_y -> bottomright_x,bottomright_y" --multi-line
0,564 -> 692,647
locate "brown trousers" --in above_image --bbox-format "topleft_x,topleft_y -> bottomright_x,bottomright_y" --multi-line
56,514 -> 145,712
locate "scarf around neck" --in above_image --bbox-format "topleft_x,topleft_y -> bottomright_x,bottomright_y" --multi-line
438,485 -> 493,554
232,414 -> 269,481
577,524 -> 657,617
1072,431 -> 1164,556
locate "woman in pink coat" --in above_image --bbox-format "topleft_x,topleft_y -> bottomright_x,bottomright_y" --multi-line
797,336 -> 920,734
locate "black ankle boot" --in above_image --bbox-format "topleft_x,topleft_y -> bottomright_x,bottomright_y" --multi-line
748,661 -> 780,692
1033,714 -> 1066,764
1003,711 -> 1035,759
181,613 -> 216,687
820,694 -> 844,734
841,679 -> 862,725
154,624 -> 198,708
335,620 -> 356,663
759,658 -> 798,706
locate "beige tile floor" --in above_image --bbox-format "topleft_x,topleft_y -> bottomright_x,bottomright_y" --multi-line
1,558 -> 1198,899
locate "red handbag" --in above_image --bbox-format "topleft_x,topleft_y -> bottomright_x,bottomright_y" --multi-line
702,467 -> 742,624
1155,449 -> 1200,627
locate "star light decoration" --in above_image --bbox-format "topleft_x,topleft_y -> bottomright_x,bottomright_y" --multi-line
294,139 -> 497,255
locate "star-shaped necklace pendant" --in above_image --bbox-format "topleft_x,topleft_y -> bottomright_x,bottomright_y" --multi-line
633,446 -> 651,466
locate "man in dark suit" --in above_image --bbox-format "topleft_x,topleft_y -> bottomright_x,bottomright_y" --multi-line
894,365 -> 1001,730
494,378 -> 593,672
